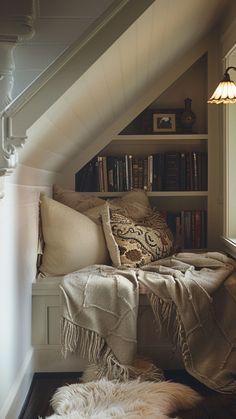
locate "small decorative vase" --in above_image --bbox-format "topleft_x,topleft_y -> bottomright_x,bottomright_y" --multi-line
180,98 -> 196,132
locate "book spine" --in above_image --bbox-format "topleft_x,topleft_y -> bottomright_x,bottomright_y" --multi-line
164,152 -> 180,191
180,152 -> 186,190
152,154 -> 157,191
147,155 -> 153,191
201,152 -> 208,190
102,156 -> 108,192
196,152 -> 202,191
158,153 -> 164,191
119,158 -> 124,192
192,152 -> 198,191
191,210 -> 196,248
132,158 -> 139,189
138,158 -> 144,189
75,167 -> 85,191
185,152 -> 191,190
201,210 -> 207,248
128,155 -> 133,190
143,157 -> 148,190
175,213 -> 182,249
124,154 -> 129,191
114,157 -> 119,192
194,210 -> 201,248
97,156 -> 104,192
184,210 -> 192,248
107,156 -> 115,192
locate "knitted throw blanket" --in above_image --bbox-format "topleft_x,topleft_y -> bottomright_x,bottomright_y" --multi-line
60,252 -> 236,393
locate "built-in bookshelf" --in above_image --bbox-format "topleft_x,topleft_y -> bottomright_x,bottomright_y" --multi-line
74,54 -> 213,250
75,133 -> 208,250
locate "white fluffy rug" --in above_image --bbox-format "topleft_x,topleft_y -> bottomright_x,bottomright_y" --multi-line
44,378 -> 202,418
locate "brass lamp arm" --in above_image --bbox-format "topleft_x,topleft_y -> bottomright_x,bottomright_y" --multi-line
223,66 -> 236,81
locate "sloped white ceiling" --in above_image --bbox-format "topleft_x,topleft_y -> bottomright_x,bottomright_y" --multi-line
17,0 -> 229,178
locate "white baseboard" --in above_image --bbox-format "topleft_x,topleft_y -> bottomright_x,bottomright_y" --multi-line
0,348 -> 34,419
33,345 -> 87,372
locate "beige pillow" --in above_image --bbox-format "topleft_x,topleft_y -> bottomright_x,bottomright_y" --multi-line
85,189 -> 152,224
39,195 -> 110,276
110,189 -> 151,220
102,203 -> 174,268
54,186 -> 151,224
84,199 -> 152,225
53,184 -> 105,213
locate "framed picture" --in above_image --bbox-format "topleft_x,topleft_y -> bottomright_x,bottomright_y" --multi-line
153,113 -> 176,132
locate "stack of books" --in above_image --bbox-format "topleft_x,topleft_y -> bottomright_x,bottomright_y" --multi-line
165,209 -> 207,249
75,152 -> 208,192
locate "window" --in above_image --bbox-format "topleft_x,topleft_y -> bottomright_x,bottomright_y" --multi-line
222,45 -> 236,257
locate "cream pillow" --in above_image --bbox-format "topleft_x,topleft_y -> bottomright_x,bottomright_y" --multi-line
53,186 -> 151,224
109,189 -> 151,220
39,195 -> 110,276
102,203 -> 174,268
53,184 -> 105,213
85,188 -> 152,224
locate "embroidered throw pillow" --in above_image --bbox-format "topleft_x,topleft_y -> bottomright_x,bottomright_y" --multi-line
102,203 -> 174,268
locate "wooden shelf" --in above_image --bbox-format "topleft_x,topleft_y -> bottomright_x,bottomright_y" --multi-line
114,134 -> 208,141
105,134 -> 208,150
78,191 -> 208,198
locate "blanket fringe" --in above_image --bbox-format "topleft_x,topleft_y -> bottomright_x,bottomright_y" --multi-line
61,317 -> 164,383
91,347 -> 131,381
148,293 -> 236,394
61,318 -> 105,361
81,352 -> 164,383
61,318 -> 135,381
148,293 -> 189,362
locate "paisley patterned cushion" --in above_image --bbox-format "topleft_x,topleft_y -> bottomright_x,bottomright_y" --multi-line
102,204 -> 174,268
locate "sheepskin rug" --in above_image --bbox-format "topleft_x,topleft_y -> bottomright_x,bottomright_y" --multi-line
45,378 -> 202,418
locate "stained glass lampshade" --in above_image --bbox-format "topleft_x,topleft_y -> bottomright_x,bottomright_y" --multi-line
208,66 -> 236,104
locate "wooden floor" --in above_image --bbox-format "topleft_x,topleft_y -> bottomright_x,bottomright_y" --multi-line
19,370 -> 236,419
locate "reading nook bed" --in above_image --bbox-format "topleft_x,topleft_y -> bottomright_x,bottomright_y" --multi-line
32,185 -> 236,393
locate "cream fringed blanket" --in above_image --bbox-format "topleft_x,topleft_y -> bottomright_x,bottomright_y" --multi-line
60,266 -> 139,380
60,252 -> 236,393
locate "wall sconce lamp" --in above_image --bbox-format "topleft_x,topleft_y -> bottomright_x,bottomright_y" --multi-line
208,66 -> 236,104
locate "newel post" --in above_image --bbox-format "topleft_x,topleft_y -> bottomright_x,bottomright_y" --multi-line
0,0 -> 35,198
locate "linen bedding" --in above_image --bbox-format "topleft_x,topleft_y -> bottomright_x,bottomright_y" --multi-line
60,251 -> 236,394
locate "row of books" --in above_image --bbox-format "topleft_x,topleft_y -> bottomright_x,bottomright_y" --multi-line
75,152 -> 207,192
164,209 -> 207,249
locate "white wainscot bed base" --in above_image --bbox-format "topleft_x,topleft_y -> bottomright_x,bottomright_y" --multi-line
32,277 -> 183,373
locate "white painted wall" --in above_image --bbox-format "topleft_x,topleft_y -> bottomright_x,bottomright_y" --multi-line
0,168 -> 52,419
